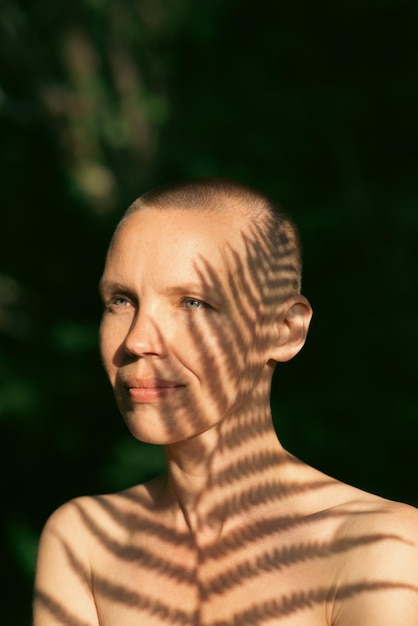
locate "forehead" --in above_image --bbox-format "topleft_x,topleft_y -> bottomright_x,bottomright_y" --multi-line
107,206 -> 255,275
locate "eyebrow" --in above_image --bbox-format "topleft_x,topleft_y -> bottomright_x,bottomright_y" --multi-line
98,279 -> 131,297
164,283 -> 216,296
98,279 -> 218,298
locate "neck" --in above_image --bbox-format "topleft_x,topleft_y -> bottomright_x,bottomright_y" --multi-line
160,407 -> 295,542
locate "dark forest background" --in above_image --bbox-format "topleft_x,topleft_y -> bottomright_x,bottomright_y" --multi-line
1,1 -> 417,623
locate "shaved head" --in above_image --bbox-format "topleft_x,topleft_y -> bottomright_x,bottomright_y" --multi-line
114,177 -> 303,303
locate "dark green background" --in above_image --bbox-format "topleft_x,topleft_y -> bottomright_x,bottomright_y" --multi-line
1,1 -> 417,623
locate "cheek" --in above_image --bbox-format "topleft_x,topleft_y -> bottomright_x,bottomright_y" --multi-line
172,317 -> 235,382
190,318 -> 257,384
222,320 -> 270,392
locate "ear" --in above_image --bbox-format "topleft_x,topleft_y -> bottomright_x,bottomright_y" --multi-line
268,295 -> 313,363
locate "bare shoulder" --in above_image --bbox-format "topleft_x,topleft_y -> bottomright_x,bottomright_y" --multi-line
37,474 -> 165,562
44,476 -> 162,534
36,494 -> 105,565
329,494 -> 418,625
34,482 -> 157,626
334,490 -> 418,537
34,495 -> 100,626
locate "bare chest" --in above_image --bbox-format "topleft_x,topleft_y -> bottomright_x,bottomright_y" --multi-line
93,528 -> 334,626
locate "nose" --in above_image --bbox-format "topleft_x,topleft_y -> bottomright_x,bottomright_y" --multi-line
124,310 -> 166,358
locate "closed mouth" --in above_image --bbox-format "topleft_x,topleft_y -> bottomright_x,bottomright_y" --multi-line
119,377 -> 186,403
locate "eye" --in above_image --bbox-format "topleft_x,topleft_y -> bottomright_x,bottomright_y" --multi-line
113,296 -> 130,307
182,297 -> 208,310
103,295 -> 132,312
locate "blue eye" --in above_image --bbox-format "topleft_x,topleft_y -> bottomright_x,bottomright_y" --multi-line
183,298 -> 206,309
113,297 -> 130,307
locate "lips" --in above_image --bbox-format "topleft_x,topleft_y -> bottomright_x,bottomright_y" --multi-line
123,377 -> 184,402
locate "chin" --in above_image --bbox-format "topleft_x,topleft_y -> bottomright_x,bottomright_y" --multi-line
125,415 -> 222,448
123,414 -> 192,447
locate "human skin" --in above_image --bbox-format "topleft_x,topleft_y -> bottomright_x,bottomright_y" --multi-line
33,205 -> 418,626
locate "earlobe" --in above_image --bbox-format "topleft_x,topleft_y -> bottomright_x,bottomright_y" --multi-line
268,295 -> 313,363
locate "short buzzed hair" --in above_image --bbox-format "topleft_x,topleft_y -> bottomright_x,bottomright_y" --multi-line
120,176 -> 302,297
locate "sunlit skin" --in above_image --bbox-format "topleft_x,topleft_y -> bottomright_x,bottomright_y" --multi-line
99,207 -> 300,450
98,207 -> 314,529
33,202 -> 418,626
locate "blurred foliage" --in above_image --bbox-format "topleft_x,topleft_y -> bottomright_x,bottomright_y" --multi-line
1,0 -> 418,622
